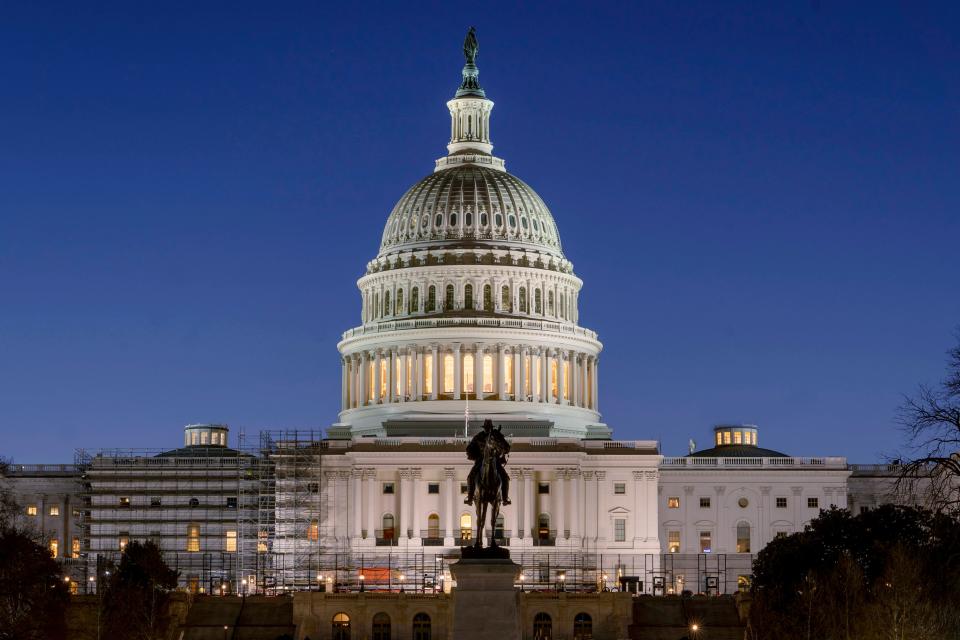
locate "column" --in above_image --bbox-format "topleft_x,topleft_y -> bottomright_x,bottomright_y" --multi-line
569,469 -> 581,541
497,344 -> 506,399
352,470 -> 363,542
633,471 -> 644,544
387,348 -> 396,403
581,354 -> 588,408
592,357 -> 600,411
474,344 -> 484,400
430,345 -> 439,400
523,469 -> 535,541
531,348 -> 541,403
514,347 -> 522,401
341,358 -> 349,410
374,350 -> 382,404
398,469 -> 410,540
645,471 -> 659,541
582,471 -> 595,542
555,469 -> 566,540
360,352 -> 370,406
511,468 -> 524,539
557,350 -> 566,405
413,346 -> 422,400
453,343 -> 462,400
594,471 -> 606,544
444,468 -> 456,545
324,471 -> 338,541
541,349 -> 549,404
365,469 -> 377,540
570,352 -> 579,407
411,468 -> 421,541
399,349 -> 407,403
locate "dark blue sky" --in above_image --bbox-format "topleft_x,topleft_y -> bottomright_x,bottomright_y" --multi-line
2,2 -> 958,462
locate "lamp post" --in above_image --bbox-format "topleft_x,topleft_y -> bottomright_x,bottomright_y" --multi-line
359,574 -> 365,593
519,573 -> 525,592
601,573 -> 609,592
241,578 -> 247,597
223,624 -> 229,640
558,572 -> 566,592
399,573 -> 406,593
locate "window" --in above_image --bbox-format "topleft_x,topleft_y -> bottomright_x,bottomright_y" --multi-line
187,525 -> 200,552
463,353 -> 474,394
49,539 -> 59,558
445,284 -> 455,311
308,482 -> 320,493
381,514 -> 395,540
807,497 -> 819,509
538,482 -> 550,495
383,483 -> 395,495
538,513 -> 551,540
860,506 -> 869,514
699,497 -> 711,508
519,287 -> 527,312
26,505 -> 37,516
723,431 -> 731,444
372,612 -> 391,640
423,353 -> 433,394
614,483 -> 626,495
776,497 -> 788,508
699,531 -> 712,553
483,284 -> 493,312
482,355 -> 493,393
426,286 -> 436,312
410,287 -> 419,313
443,353 -> 454,393
775,531 -> 788,539
501,285 -> 511,312
72,537 -> 80,558
614,518 -> 626,542
495,213 -> 503,227
412,612 -> 431,640
667,497 -> 680,509
668,531 -> 680,553
225,530 -> 237,552
395,289 -> 403,315
736,523 -> 751,553
257,530 -> 268,553
480,213 -> 488,226
150,496 -> 161,507
332,612 -> 351,640
119,497 -> 130,507
118,532 -> 129,551
307,520 -> 319,541
427,483 -> 440,494
533,612 -> 552,640
465,212 -> 472,227
535,289 -> 542,314
573,613 -> 592,640
734,431 -> 742,444
49,506 -> 60,516
427,513 -> 440,539
464,284 -> 473,310
460,514 -> 472,541
226,497 -> 237,509
460,483 -> 469,494
504,353 -> 514,396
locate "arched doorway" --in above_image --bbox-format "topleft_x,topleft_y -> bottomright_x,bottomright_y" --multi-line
332,612 -> 350,640
573,612 -> 592,639
412,612 -> 431,640
372,612 -> 391,640
533,612 -> 552,639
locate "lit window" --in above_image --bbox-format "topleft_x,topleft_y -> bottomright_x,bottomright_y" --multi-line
614,518 -> 626,542
463,353 -> 475,393
533,357 -> 541,397
668,531 -> 680,553
504,353 -> 514,395
191,432 -> 199,445
119,497 -> 130,507
26,505 -> 37,516
427,483 -> 440,494
614,483 -> 626,495
72,537 -> 80,558
380,358 -> 388,398
667,497 -> 680,509
776,497 -> 787,508
69,581 -> 78,595
49,539 -> 59,558
482,355 -> 493,393
423,354 -> 433,394
775,531 -> 788,539
807,497 -> 819,509
257,530 -> 268,553
460,514 -> 472,541
699,497 -> 711,508
715,432 -> 722,446
524,355 -> 531,397
225,530 -> 237,552
550,359 -> 558,399
699,531 -> 712,553
307,520 -> 319,541
119,532 -> 129,551
442,354 -> 454,394
538,482 -> 550,495
49,506 -> 60,516
723,431 -> 731,444
736,523 -> 751,553
383,483 -> 395,495
200,431 -> 208,445
733,431 -> 742,444
187,525 -> 200,552
563,360 -> 570,399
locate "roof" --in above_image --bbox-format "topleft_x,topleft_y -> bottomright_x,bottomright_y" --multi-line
688,444 -> 789,458
154,445 -> 249,459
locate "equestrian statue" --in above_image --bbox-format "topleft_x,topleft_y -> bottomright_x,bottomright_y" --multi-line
464,419 -> 511,549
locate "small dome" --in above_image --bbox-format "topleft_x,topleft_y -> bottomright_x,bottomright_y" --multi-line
687,424 -> 789,457
378,165 -> 564,259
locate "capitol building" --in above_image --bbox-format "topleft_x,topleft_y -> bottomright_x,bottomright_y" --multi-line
2,36 -> 917,603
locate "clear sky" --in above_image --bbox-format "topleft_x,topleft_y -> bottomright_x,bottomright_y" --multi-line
1,2 -> 958,462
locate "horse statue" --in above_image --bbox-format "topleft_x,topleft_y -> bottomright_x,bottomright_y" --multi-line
464,419 -> 510,549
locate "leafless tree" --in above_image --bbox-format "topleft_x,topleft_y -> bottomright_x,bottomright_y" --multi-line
897,331 -> 960,513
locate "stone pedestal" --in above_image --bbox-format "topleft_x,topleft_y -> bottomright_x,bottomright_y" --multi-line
450,557 -> 521,640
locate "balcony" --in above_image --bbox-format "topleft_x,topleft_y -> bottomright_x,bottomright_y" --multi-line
420,530 -> 446,546
532,529 -> 557,547
375,530 -> 398,546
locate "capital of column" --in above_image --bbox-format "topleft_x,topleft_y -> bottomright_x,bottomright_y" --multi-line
643,470 -> 659,482
683,485 -> 695,495
760,486 -> 772,496
595,470 -> 606,480
713,485 -> 726,496
363,468 -> 377,480
444,467 -> 456,479
399,468 -> 413,480
582,470 -> 595,481
632,470 -> 644,481
791,486 -> 803,496
337,470 -> 352,480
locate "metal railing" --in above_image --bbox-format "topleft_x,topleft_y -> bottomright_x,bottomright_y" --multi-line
661,456 -> 847,469
341,317 -> 598,341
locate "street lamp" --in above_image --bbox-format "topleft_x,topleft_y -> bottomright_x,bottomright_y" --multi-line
223,624 -> 229,640
558,572 -> 566,592
519,573 -> 525,592
359,574 -> 365,592
399,573 -> 406,593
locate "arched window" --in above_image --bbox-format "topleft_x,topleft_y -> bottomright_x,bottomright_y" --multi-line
384,291 -> 391,317
465,212 -> 473,227
533,612 -> 552,640
519,287 -> 528,313
435,213 -> 442,227
548,291 -> 555,315
382,514 -> 395,540
501,286 -> 511,312
573,613 -> 592,639
426,286 -> 436,312
374,292 -> 380,318
445,284 -> 455,311
736,522 -> 751,553
460,514 -> 473,541
559,293 -> 565,319
443,354 -> 454,394
410,287 -> 419,313
538,513 -> 551,540
372,612 -> 391,640
463,353 -> 475,394
495,213 -> 503,227
412,613 -> 431,640
535,289 -> 542,314
427,513 -> 440,539
482,354 -> 494,393
332,613 -> 351,640
508,215 -> 517,229
450,213 -> 457,227
395,289 -> 404,315
483,285 -> 493,312
464,284 -> 474,310
480,212 -> 488,226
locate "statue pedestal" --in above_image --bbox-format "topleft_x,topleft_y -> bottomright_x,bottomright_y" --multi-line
450,555 -> 521,640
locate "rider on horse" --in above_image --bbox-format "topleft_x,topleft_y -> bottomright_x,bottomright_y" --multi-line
464,419 -> 511,505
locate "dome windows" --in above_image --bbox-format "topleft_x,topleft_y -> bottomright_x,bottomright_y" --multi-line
532,219 -> 539,232
508,215 -> 517,229
465,212 -> 473,227
449,213 -> 457,227
495,213 -> 503,227
521,216 -> 529,230
435,213 -> 443,227
480,213 -> 487,226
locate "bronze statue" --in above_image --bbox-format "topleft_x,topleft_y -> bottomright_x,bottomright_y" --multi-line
463,27 -> 479,66
464,419 -> 510,548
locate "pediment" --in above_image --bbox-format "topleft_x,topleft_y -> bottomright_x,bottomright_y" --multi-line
608,506 -> 630,514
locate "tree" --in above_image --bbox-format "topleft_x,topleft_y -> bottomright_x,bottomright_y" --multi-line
0,458 -> 22,530
0,527 -> 69,640
898,331 -> 960,512
101,541 -> 179,640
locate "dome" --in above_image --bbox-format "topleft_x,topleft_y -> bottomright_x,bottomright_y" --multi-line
378,164 -> 565,259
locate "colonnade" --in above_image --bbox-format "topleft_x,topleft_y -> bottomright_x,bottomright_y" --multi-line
341,344 -> 599,413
